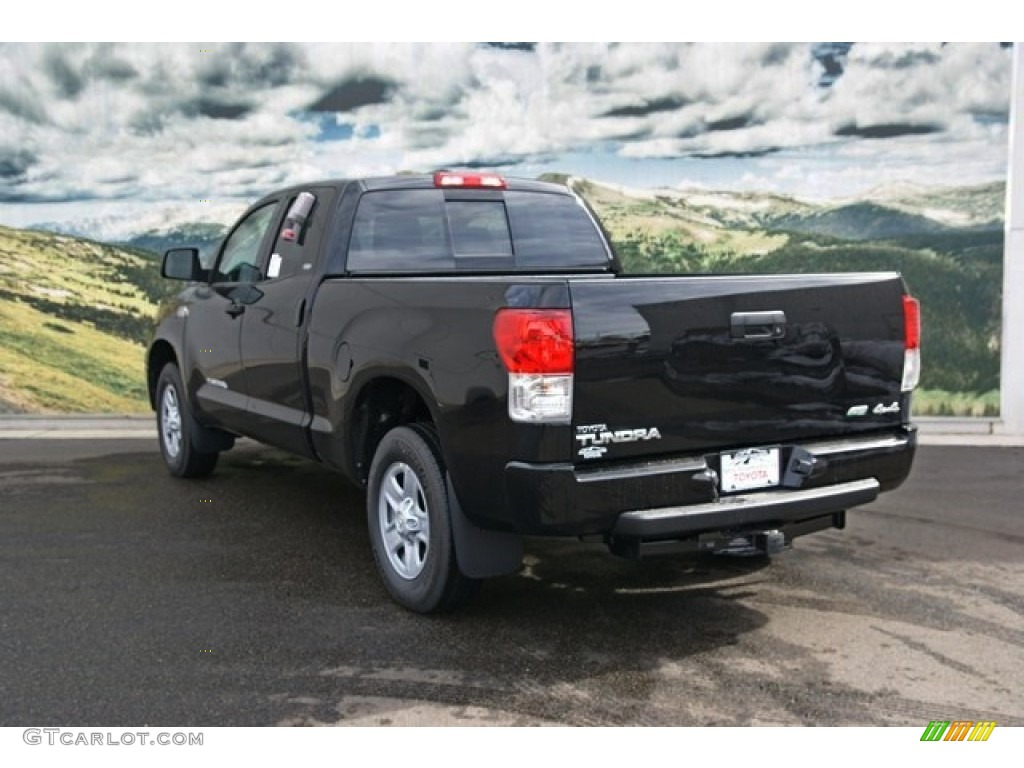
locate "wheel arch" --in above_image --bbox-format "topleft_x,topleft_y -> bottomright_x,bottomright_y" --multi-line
147,340 -> 179,410
347,373 -> 439,486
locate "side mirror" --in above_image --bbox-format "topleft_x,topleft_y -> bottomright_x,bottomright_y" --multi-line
162,248 -> 203,281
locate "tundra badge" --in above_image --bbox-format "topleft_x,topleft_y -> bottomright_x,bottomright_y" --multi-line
575,423 -> 662,459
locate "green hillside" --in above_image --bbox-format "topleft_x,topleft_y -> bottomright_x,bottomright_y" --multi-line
0,175 -> 1005,417
771,202 -> 950,240
0,226 -> 161,413
575,180 -> 1003,414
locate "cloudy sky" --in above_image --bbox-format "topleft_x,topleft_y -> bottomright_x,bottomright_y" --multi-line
0,42 -> 1013,232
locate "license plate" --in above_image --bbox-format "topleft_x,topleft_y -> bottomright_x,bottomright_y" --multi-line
720,447 -> 780,493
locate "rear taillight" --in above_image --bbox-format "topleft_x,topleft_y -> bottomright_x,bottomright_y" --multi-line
493,309 -> 573,423
902,294 -> 921,392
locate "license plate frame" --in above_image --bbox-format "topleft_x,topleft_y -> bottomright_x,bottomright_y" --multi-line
719,447 -> 781,493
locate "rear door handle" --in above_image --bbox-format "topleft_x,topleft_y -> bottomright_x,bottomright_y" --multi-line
730,311 -> 786,340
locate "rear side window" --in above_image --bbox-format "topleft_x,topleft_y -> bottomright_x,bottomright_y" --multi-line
347,190 -> 450,271
346,189 -> 609,272
505,191 -> 609,267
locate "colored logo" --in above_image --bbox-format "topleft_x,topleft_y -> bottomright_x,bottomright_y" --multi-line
920,720 -> 996,742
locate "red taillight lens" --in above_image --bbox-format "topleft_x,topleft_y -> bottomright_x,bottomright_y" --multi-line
493,309 -> 574,374
903,295 -> 920,350
433,172 -> 507,189
494,309 -> 574,423
901,294 -> 921,392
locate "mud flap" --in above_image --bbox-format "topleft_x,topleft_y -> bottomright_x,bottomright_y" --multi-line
189,413 -> 235,453
446,475 -> 523,578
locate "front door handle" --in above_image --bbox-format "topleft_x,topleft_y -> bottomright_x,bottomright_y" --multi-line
225,302 -> 245,318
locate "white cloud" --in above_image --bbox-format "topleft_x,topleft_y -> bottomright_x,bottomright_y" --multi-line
0,42 -> 1012,225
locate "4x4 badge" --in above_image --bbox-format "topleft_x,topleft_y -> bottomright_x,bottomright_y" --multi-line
873,401 -> 900,414
846,401 -> 900,418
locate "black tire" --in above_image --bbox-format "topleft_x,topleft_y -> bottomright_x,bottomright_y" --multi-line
366,424 -> 479,614
156,362 -> 219,479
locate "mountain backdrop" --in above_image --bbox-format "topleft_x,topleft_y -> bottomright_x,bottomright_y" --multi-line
1,177 -> 1002,415
0,43 -> 1008,417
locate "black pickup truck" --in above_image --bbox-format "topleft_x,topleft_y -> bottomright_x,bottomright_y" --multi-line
148,172 -> 919,612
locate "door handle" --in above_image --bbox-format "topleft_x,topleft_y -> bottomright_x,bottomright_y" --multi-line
225,302 -> 245,318
730,311 -> 786,340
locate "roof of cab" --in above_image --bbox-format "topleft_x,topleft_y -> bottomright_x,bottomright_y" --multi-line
246,174 -> 572,212
360,174 -> 571,194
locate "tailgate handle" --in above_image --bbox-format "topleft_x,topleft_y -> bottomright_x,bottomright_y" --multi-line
730,311 -> 786,340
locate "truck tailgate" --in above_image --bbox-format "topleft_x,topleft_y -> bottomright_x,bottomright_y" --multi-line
569,273 -> 910,463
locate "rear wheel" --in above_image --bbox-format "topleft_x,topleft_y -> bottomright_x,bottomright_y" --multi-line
156,363 -> 219,478
366,425 -> 478,613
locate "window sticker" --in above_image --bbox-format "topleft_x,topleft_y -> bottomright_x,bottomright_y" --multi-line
267,253 -> 282,278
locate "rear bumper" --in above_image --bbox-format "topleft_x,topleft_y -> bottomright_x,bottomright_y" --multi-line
503,428 -> 916,536
613,477 -> 879,537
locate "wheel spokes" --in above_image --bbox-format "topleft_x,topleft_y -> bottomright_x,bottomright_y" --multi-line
382,520 -> 404,555
161,387 -> 182,457
378,461 -> 431,580
383,474 -> 405,512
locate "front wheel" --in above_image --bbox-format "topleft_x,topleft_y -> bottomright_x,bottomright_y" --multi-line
156,363 -> 219,478
366,425 -> 478,613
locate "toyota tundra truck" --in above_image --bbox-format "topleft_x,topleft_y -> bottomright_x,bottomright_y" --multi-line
148,172 -> 919,613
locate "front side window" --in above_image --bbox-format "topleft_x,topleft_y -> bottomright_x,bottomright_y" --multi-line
267,191 -> 322,281
213,203 -> 277,283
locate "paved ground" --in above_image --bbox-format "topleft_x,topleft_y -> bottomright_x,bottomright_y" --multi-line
0,438 -> 1021,726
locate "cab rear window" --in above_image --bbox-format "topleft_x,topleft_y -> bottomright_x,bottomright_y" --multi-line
346,189 -> 609,272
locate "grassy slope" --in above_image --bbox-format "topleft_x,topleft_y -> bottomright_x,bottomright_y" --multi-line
0,225 -> 158,413
577,182 -> 1004,417
0,178 -> 1005,416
